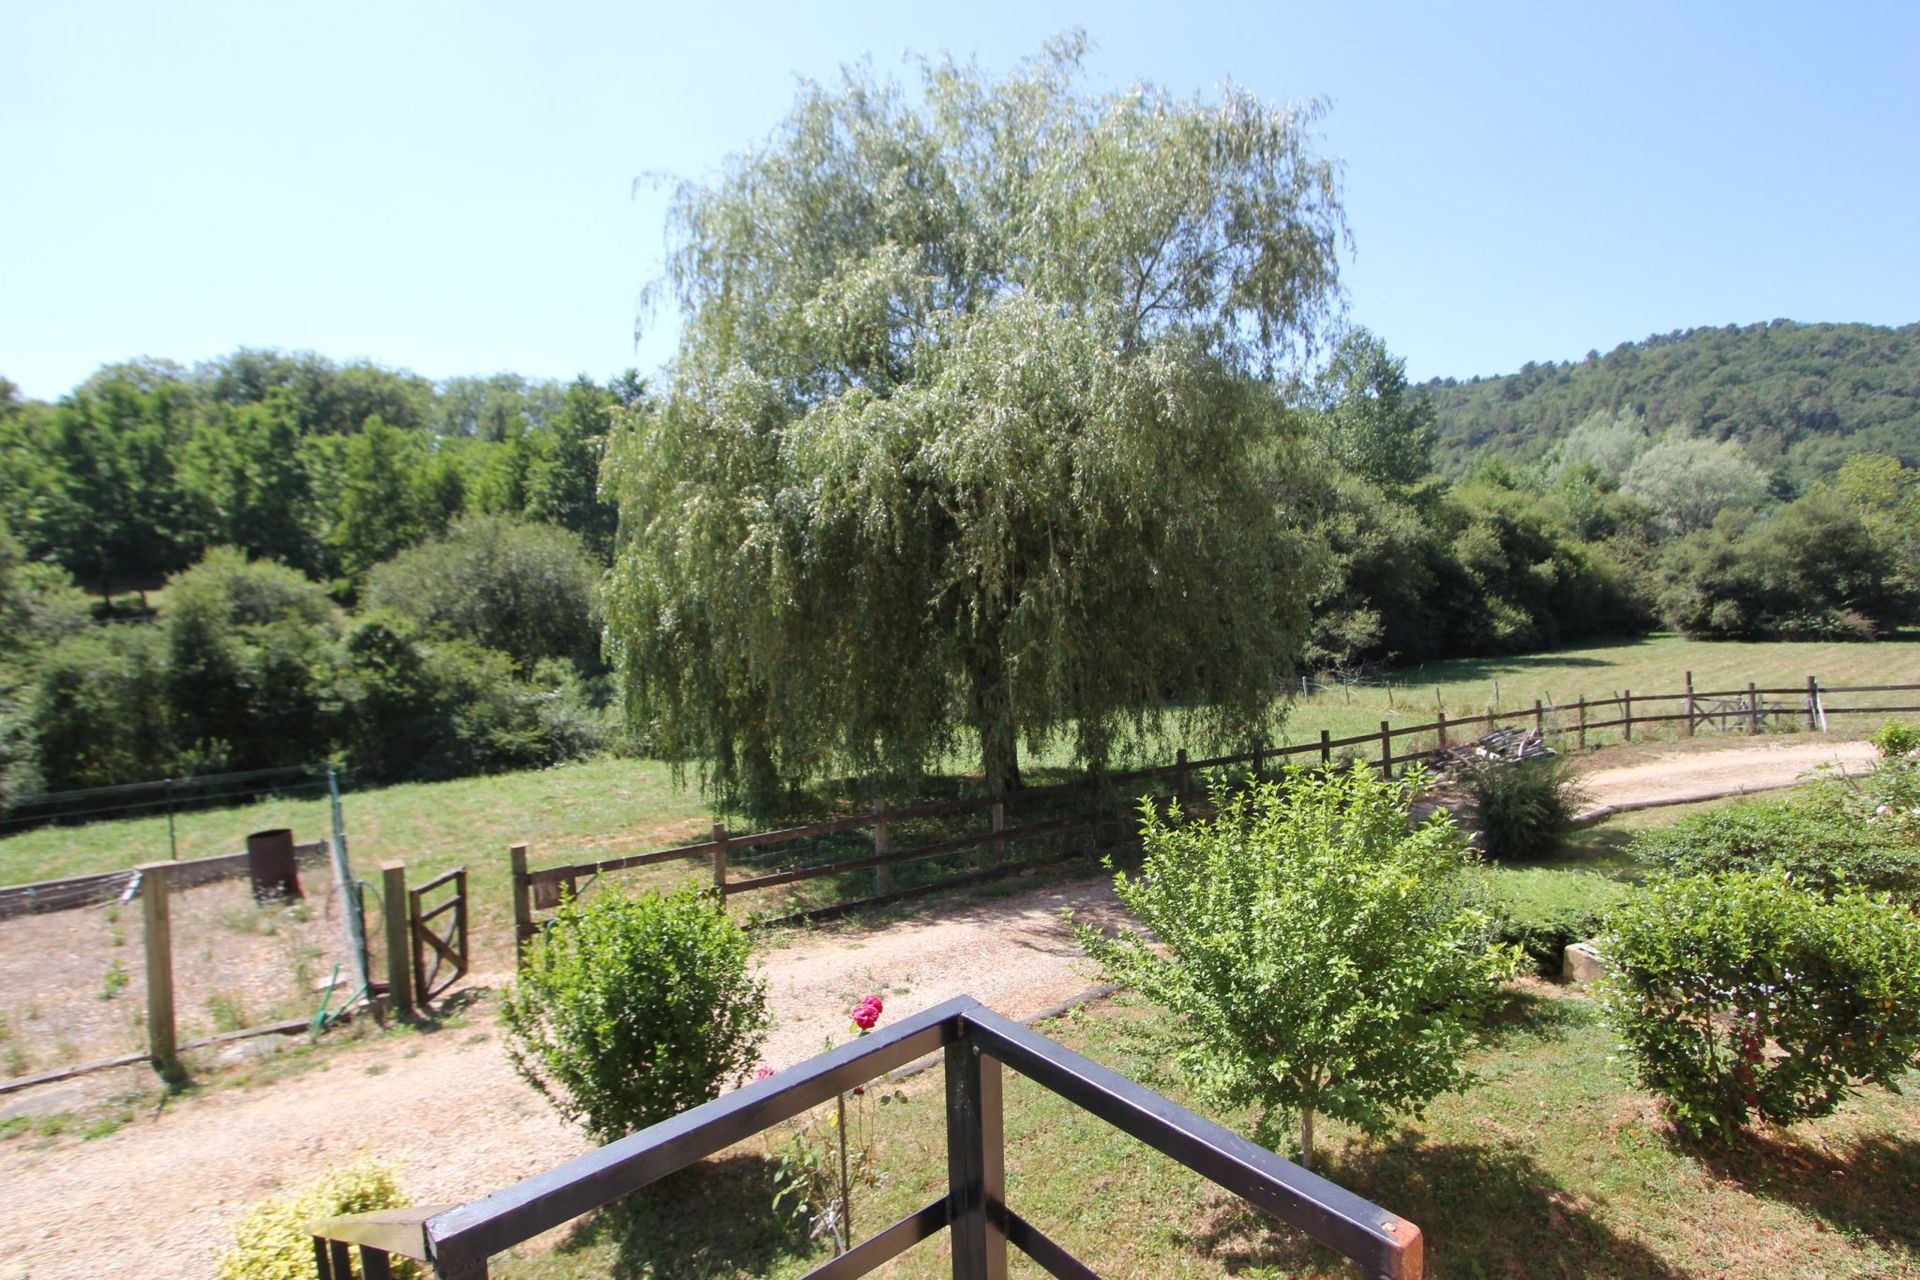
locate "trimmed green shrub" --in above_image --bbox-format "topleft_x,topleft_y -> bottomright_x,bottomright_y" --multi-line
1628,797 -> 1920,895
215,1156 -> 412,1279
1484,867 -> 1633,973
1075,765 -> 1521,1168
502,883 -> 769,1143
1602,871 -> 1920,1138
1871,719 -> 1920,759
1465,755 -> 1589,862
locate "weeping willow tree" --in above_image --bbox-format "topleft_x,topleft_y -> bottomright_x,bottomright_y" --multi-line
604,34 -> 1346,809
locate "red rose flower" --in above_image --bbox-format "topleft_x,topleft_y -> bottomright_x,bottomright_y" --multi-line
754,1066 -> 775,1081
850,995 -> 884,1031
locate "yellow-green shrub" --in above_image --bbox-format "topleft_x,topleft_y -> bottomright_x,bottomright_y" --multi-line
215,1156 -> 412,1280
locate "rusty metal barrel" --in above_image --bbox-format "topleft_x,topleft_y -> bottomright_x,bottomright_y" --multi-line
246,828 -> 302,902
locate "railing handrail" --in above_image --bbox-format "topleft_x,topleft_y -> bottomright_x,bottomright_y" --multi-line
313,995 -> 1423,1280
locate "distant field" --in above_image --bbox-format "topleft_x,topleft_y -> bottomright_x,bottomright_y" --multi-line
1269,632 -> 1920,752
4,633 -> 1917,968
1008,632 -> 1920,770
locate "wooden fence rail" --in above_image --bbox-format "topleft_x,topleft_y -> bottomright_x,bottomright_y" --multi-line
508,673 -> 1920,960
0,840 -> 331,919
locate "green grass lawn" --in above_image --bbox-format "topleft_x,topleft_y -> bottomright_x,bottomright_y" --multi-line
989,633 -> 1920,777
6,634 -> 1916,970
491,989 -> 1920,1280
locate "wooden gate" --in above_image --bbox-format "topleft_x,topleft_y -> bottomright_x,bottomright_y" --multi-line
409,867 -> 468,1003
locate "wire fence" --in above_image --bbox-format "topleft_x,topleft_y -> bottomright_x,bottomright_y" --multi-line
0,765 -> 333,860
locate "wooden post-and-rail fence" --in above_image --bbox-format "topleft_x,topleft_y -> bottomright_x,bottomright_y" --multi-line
506,674 -> 1920,963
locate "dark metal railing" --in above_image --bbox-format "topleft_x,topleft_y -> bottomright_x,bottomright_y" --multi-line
311,995 -> 1423,1279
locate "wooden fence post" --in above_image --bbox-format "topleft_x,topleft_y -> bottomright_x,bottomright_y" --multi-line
1621,690 -> 1632,742
380,861 -> 413,1018
509,843 -> 532,972
1684,670 -> 1696,738
140,862 -> 176,1073
1436,710 -> 1447,751
1576,696 -> 1587,750
991,800 -> 1006,865
1251,739 -> 1264,779
711,823 -> 730,895
1320,729 -> 1331,767
1378,720 -> 1393,779
873,799 -> 891,896
1806,675 -> 1820,732
1533,698 -> 1544,737
1747,682 -> 1760,735
1175,749 -> 1190,802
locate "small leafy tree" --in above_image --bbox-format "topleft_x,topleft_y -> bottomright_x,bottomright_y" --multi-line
1075,764 -> 1519,1167
502,883 -> 769,1143
1602,871 -> 1920,1138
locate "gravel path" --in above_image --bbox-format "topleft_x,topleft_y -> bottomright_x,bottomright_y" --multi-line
1576,738 -> 1877,810
0,737 -> 1881,1279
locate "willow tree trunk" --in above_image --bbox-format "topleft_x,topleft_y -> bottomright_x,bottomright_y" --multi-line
969,643 -> 1022,796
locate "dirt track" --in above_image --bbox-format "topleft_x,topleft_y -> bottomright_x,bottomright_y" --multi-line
0,737 -> 1882,1280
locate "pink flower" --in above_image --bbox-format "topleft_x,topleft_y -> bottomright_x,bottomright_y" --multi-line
754,1066 -> 775,1081
850,995 -> 884,1031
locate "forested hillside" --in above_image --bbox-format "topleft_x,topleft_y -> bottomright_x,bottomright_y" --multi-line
1423,321 -> 1920,487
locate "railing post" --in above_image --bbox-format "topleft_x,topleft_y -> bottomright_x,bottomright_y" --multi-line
140,862 -> 176,1074
1623,690 -> 1633,742
1436,710 -> 1447,751
1175,749 -> 1190,803
509,843 -> 531,972
991,800 -> 1006,865
1533,698 -> 1544,737
873,799 -> 891,897
1747,681 -> 1760,734
1684,670 -> 1696,738
946,1037 -> 1008,1280
711,823 -> 730,894
1378,720 -> 1392,779
1577,695 -> 1587,750
1251,738 -> 1264,779
1807,675 -> 1821,732
1320,729 -> 1331,767
380,862 -> 413,1019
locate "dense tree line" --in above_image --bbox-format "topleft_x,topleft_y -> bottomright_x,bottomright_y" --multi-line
0,352 -> 636,800
0,352 -> 628,602
4,323 -> 1914,807
1422,321 -> 1920,489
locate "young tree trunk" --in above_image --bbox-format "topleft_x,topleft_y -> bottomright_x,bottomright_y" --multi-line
1300,1108 -> 1315,1172
969,643 -> 1022,795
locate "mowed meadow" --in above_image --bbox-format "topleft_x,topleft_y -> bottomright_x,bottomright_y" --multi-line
5,633 -> 1917,975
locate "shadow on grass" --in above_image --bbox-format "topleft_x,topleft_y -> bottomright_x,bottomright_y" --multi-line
1185,1135 -> 1687,1279
555,1154 -> 820,1279
1472,984 -> 1597,1051
1546,823 -> 1645,873
1680,1127 -> 1920,1258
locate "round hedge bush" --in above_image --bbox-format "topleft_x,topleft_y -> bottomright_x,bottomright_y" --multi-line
1602,871 -> 1920,1138
502,883 -> 769,1143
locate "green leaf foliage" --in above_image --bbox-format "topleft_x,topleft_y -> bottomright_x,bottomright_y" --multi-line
215,1156 -> 413,1280
604,34 -> 1344,807
1627,797 -> 1920,896
1465,755 -> 1590,862
1483,867 -> 1633,973
1075,765 -> 1520,1165
1424,321 -> 1920,489
363,514 -> 603,673
501,883 -> 770,1144
1602,871 -> 1920,1138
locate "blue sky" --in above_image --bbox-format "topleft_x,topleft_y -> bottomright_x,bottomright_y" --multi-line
5,1 -> 1916,400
